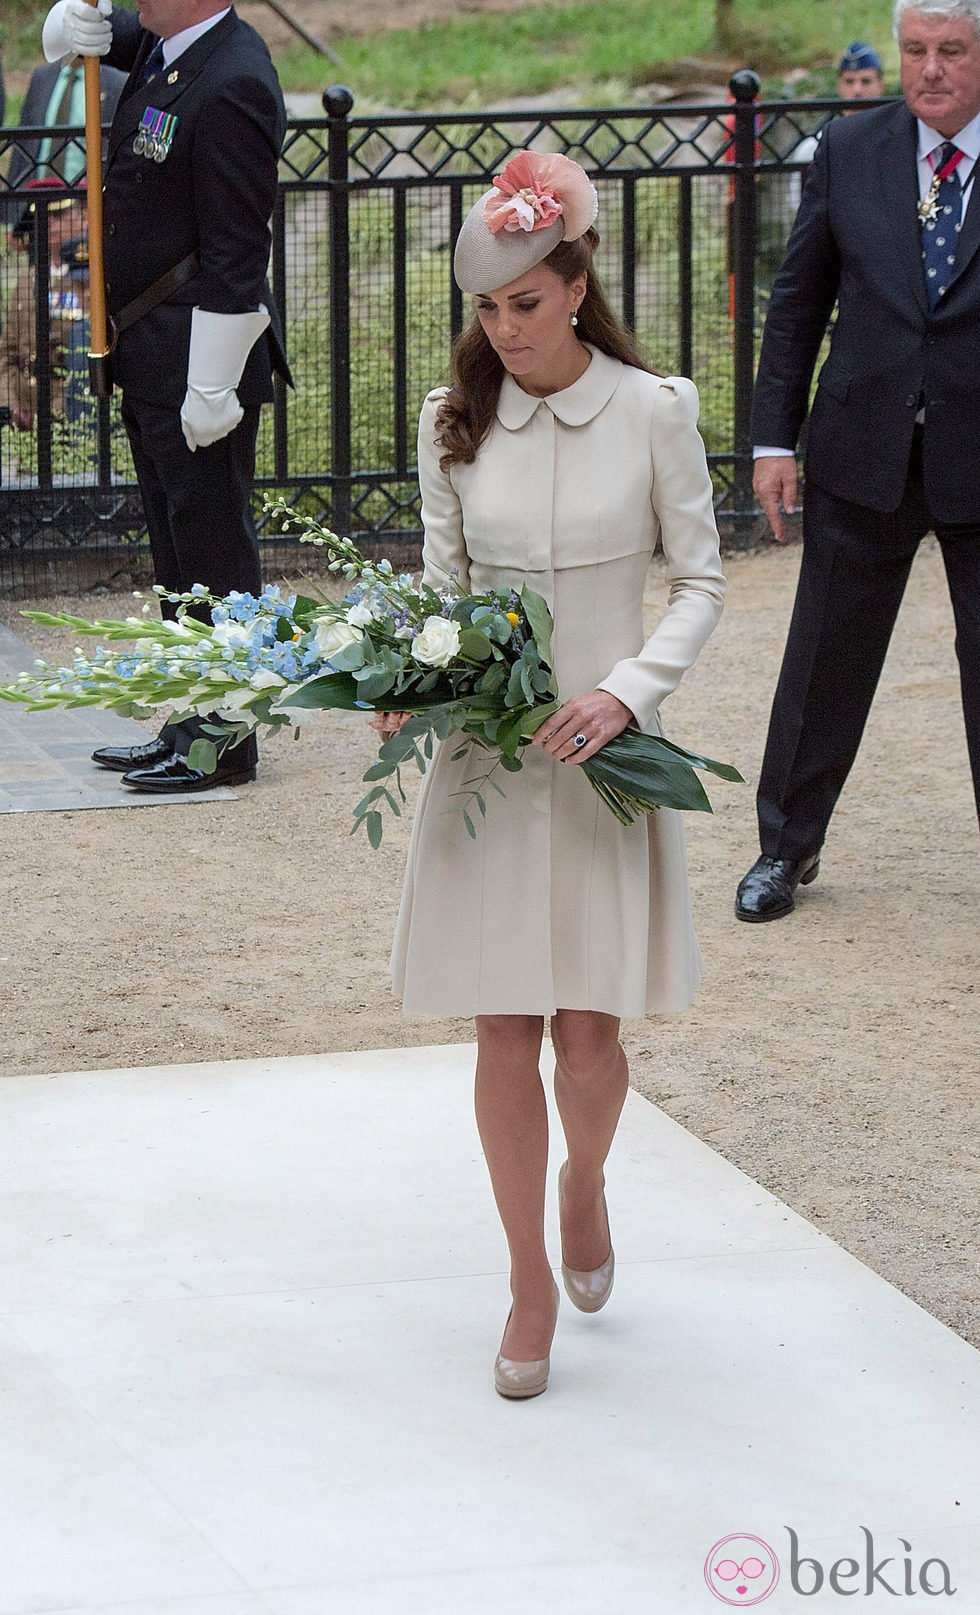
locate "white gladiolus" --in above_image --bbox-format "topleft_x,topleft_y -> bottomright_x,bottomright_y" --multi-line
213,688 -> 258,714
211,620 -> 253,648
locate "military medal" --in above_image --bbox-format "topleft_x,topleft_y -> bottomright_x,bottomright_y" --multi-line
133,107 -> 178,161
917,189 -> 941,224
918,145 -> 964,225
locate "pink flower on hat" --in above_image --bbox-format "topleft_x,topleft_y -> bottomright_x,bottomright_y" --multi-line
483,150 -> 598,239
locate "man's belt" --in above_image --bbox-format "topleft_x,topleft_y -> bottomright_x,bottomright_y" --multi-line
110,251 -> 200,339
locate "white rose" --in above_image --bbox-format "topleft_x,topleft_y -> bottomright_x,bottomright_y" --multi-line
250,669 -> 287,691
411,615 -> 460,668
346,601 -> 376,628
314,619 -> 364,659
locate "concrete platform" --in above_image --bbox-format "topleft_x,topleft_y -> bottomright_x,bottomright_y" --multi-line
0,1043 -> 977,1614
0,623 -> 239,811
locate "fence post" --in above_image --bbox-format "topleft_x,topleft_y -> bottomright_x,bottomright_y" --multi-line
323,84 -> 354,535
729,69 -> 760,546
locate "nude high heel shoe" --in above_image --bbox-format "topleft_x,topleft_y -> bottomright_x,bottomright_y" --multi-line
493,1280 -> 559,1400
558,1161 -> 615,1314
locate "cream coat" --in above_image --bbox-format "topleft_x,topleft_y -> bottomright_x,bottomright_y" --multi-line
390,347 -> 726,1018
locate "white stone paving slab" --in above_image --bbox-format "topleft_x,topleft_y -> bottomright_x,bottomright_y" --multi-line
0,1045 -> 976,1615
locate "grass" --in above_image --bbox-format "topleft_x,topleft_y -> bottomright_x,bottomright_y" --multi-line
276,0 -> 901,108
3,0 -> 899,112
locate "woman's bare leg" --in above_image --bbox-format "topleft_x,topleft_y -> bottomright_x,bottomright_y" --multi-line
474,1013 -> 558,1362
551,1009 -> 628,1270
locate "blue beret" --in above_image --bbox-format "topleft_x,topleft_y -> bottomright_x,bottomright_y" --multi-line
839,41 -> 883,72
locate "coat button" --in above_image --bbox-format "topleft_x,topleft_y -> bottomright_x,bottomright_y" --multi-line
135,172 -> 144,184
107,222 -> 116,236
905,394 -> 917,407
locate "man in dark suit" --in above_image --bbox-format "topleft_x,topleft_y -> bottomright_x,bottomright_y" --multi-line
4,59 -> 126,231
735,0 -> 980,920
41,0 -> 288,792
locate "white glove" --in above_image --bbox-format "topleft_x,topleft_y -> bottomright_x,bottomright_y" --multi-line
43,0 -> 112,63
180,306 -> 271,452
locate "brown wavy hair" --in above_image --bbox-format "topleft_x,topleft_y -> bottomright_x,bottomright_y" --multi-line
435,228 -> 654,470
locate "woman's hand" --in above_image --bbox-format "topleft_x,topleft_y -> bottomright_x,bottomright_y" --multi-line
368,711 -> 410,739
532,690 -> 634,764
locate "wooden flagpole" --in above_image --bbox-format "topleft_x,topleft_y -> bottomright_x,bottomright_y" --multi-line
81,32 -> 112,395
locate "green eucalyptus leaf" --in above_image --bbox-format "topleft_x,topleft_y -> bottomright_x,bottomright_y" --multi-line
458,628 -> 493,662
187,738 -> 218,774
519,585 -> 555,667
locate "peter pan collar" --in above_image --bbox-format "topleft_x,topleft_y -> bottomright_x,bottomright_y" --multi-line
495,345 -> 623,430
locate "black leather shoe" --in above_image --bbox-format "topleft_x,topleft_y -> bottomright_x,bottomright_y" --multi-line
92,737 -> 174,772
120,756 -> 257,793
734,853 -> 821,922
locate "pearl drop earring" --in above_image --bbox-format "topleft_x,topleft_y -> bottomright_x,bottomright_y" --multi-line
571,313 -> 579,326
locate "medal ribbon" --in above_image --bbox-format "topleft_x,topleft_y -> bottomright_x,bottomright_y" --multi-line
933,144 -> 965,185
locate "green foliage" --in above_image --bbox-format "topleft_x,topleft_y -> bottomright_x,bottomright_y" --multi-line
274,0 -> 897,109
2,0 -> 897,101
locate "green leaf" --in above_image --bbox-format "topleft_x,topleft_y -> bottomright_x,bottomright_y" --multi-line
290,594 -> 321,627
355,669 -> 397,700
187,738 -> 218,774
519,585 -> 555,668
275,615 -> 295,643
462,810 -> 476,839
654,736 -> 745,782
458,627 -> 493,662
378,730 -> 418,762
495,711 -> 527,759
326,638 -> 368,672
278,674 -> 366,710
366,811 -> 383,848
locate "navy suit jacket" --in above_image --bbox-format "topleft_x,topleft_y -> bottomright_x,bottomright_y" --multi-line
103,8 -> 288,406
751,99 -> 980,522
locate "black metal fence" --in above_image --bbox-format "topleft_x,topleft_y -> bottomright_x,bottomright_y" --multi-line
0,77 -> 880,591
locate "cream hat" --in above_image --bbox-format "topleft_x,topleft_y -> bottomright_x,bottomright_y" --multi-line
453,150 -> 599,294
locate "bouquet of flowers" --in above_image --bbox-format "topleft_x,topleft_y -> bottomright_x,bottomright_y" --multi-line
0,499 -> 741,843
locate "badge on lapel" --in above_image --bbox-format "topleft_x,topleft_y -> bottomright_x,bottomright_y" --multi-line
133,108 -> 178,163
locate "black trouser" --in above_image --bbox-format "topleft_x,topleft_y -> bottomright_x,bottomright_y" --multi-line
121,395 -> 261,768
757,438 -> 980,860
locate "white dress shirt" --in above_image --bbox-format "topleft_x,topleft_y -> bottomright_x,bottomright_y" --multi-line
157,8 -> 231,68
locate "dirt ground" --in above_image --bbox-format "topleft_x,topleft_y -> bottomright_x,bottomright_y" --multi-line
2,536 -> 977,1347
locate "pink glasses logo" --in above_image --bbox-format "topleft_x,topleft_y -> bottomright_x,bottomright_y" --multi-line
704,1534 -> 780,1606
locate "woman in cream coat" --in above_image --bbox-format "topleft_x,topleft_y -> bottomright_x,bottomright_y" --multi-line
385,152 -> 725,1400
